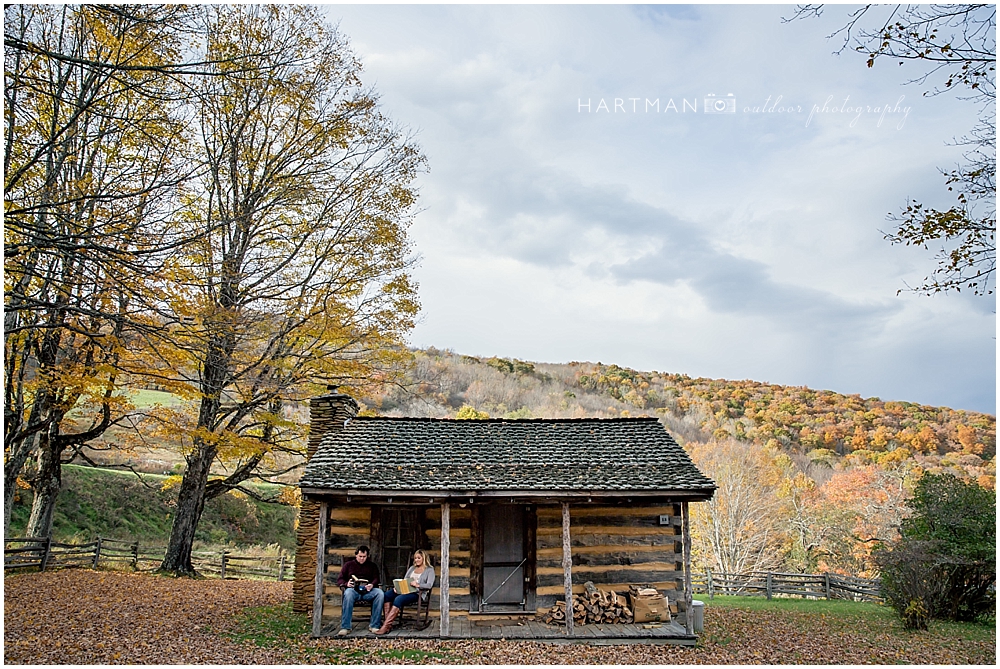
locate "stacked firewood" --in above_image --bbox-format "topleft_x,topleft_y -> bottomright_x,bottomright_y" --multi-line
628,584 -> 661,599
538,581 -> 634,625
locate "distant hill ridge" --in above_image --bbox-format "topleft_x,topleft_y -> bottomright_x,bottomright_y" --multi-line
365,347 -> 995,487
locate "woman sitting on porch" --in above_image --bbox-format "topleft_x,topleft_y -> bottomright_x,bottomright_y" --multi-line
374,549 -> 435,635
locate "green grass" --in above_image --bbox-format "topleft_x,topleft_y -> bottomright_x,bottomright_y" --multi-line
64,389 -> 185,423
703,594 -> 996,643
704,594 -> 892,617
227,602 -> 454,663
8,464 -> 296,550
129,389 -> 186,408
227,603 -> 312,644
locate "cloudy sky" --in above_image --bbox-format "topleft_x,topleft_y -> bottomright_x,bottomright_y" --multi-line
324,2 -> 995,414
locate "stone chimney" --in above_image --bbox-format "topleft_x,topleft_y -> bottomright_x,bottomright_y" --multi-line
305,386 -> 360,459
293,387 -> 360,613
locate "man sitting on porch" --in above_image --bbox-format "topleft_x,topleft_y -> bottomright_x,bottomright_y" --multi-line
336,545 -> 384,635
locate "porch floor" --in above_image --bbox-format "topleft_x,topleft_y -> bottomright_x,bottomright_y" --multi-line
320,617 -> 697,645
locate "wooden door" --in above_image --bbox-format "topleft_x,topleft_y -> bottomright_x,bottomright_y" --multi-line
476,504 -> 535,612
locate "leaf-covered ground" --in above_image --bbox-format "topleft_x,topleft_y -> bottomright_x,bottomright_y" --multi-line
4,570 -> 995,664
3,569 -> 287,664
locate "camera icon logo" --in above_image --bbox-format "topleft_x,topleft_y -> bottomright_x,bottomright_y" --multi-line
704,93 -> 736,114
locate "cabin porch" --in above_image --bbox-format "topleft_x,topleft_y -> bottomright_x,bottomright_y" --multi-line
319,615 -> 697,645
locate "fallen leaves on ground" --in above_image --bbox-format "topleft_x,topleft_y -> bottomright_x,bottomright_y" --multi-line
3,569 -> 288,664
4,570 -> 995,665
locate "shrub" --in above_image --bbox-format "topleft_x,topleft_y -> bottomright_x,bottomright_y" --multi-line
876,473 -> 996,627
876,539 -> 993,628
455,405 -> 489,420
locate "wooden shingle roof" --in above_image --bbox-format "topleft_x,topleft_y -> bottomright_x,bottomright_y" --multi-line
300,417 -> 716,499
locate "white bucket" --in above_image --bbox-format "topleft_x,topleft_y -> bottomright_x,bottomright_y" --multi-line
690,599 -> 705,633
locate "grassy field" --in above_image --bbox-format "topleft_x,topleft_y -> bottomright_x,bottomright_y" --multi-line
701,595 -> 996,646
128,388 -> 188,408
64,388 -> 306,482
8,464 -> 297,550
9,389 -> 301,552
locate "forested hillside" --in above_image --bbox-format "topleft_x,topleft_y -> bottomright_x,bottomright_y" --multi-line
367,348 -> 994,479
364,347 -> 995,577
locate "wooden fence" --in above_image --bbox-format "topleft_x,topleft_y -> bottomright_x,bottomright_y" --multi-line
4,536 -> 290,582
691,569 -> 882,602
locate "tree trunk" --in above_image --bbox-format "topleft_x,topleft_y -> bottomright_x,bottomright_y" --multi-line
159,336 -> 231,574
25,424 -> 62,538
159,440 -> 217,573
6,315 -> 62,539
4,432 -> 38,539
159,224 -> 239,571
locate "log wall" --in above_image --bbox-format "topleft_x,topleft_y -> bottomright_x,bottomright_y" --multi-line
318,505 -> 374,623
535,502 -> 685,618
423,504 -> 472,613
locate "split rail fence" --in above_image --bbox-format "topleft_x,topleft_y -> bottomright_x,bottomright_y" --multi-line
691,569 -> 881,602
4,536 -> 291,582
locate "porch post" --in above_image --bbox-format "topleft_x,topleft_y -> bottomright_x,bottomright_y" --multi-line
682,501 -> 693,635
311,500 -> 328,637
561,502 -> 573,636
440,501 -> 451,637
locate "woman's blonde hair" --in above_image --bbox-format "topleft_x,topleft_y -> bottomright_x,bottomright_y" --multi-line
412,549 -> 432,567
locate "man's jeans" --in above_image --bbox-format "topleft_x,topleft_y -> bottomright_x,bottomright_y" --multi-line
341,587 -> 385,630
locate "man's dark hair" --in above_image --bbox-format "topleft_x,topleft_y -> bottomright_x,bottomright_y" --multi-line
356,545 -> 370,555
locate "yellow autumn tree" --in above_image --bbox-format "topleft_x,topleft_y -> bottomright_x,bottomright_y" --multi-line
456,405 -> 489,420
957,424 -> 985,454
156,5 -> 424,573
3,4 -> 193,537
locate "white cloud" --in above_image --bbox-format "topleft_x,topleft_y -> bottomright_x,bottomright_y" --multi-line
329,3 -> 996,413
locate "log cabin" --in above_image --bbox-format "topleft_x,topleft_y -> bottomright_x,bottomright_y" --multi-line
294,390 -> 716,640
